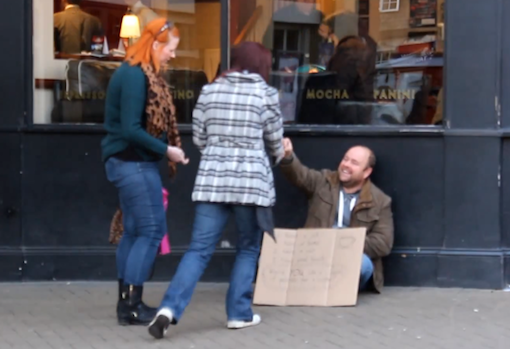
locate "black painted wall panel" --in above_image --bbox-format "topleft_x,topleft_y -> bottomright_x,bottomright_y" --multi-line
21,133 -> 238,249
0,133 -> 22,247
21,133 -> 444,251
500,0 -> 510,128
383,254 -> 438,287
444,137 -> 500,248
445,0 -> 499,129
22,252 -> 236,282
501,139 -> 510,248
437,255 -> 503,289
0,256 -> 23,281
277,135 -> 445,248
22,133 -> 117,247
0,0 -> 26,127
505,255 -> 510,287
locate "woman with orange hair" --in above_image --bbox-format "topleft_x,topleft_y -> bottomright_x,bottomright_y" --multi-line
101,18 -> 188,326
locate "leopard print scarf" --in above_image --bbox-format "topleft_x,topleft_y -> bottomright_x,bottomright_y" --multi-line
109,63 -> 181,244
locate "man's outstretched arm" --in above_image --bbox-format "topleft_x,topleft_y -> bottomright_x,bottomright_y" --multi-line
279,138 -> 325,196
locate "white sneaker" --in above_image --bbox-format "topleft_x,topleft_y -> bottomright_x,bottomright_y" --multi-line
227,314 -> 261,329
148,307 -> 173,339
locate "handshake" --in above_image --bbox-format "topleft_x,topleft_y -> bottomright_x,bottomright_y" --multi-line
168,138 -> 295,165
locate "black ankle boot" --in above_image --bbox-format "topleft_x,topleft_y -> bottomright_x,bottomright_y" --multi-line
125,284 -> 158,325
117,279 -> 130,325
117,279 -> 158,326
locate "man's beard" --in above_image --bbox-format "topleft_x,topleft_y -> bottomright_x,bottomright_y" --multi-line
340,178 -> 363,189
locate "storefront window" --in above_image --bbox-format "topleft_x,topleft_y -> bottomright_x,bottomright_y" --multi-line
230,0 -> 445,126
33,0 -> 221,124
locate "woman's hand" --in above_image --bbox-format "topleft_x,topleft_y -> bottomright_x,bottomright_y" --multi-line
166,146 -> 189,165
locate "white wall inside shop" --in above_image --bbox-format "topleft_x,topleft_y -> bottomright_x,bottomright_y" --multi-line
33,0 -> 67,124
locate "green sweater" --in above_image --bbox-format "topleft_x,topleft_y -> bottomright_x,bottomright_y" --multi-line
101,63 -> 167,162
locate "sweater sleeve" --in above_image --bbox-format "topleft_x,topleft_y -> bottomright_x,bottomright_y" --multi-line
120,67 -> 167,156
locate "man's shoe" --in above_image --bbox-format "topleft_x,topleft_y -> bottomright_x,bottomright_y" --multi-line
148,308 -> 174,339
227,314 -> 261,329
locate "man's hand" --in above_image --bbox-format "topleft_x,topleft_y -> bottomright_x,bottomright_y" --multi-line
282,138 -> 293,159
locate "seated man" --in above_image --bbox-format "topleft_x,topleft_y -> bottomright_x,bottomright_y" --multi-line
280,138 -> 394,293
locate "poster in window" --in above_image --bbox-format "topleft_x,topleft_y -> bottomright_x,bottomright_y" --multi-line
409,0 -> 437,28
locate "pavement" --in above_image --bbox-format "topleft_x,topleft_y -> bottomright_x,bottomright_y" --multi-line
0,282 -> 508,349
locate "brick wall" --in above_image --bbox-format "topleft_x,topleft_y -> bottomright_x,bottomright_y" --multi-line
379,0 -> 411,31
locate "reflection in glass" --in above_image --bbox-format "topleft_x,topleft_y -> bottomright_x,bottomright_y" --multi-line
231,0 -> 445,126
34,0 -> 221,124
286,29 -> 300,51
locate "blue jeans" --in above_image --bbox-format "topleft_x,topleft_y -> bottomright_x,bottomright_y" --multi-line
359,253 -> 374,291
104,157 -> 167,286
160,202 -> 263,323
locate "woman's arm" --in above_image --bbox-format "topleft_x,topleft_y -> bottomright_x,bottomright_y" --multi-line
261,87 -> 285,165
120,67 -> 167,156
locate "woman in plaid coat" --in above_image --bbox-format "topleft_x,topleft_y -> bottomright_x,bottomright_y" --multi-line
149,42 -> 285,339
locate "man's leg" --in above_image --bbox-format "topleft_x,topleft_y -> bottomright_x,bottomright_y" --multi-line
359,254 -> 374,291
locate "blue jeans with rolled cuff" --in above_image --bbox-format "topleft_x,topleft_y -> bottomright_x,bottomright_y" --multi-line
359,253 -> 374,291
104,157 -> 167,286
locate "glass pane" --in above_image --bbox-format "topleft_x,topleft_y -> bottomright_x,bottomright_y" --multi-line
33,0 -> 221,124
230,0 -> 445,126
274,29 -> 285,51
286,29 -> 300,51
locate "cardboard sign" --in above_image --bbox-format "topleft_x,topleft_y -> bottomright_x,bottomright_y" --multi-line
253,228 -> 366,307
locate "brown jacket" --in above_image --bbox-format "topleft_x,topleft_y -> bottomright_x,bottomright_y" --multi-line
280,154 -> 394,293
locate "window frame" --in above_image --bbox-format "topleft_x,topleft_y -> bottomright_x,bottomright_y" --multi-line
28,0 -> 228,131
226,0 -> 444,130
27,0 -> 446,135
379,0 -> 400,13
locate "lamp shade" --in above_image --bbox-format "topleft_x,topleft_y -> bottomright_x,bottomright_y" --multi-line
120,14 -> 141,38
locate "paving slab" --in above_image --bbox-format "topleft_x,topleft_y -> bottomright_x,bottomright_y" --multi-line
0,282 -> 508,349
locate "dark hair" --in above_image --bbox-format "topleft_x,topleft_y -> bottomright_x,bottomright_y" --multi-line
367,150 -> 376,169
348,145 -> 376,170
229,42 -> 272,82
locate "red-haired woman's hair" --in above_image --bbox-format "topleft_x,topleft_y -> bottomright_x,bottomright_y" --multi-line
125,17 -> 180,73
227,41 -> 272,82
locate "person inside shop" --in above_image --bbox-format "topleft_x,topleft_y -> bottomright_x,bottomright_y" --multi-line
54,0 -> 103,54
279,137 -> 394,294
102,18 -> 188,326
124,0 -> 159,33
297,11 -> 378,124
317,18 -> 339,66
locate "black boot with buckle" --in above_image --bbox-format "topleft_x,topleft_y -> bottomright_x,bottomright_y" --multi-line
117,280 -> 130,325
117,280 -> 158,326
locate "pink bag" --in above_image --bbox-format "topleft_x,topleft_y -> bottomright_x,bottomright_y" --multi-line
158,188 -> 171,255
